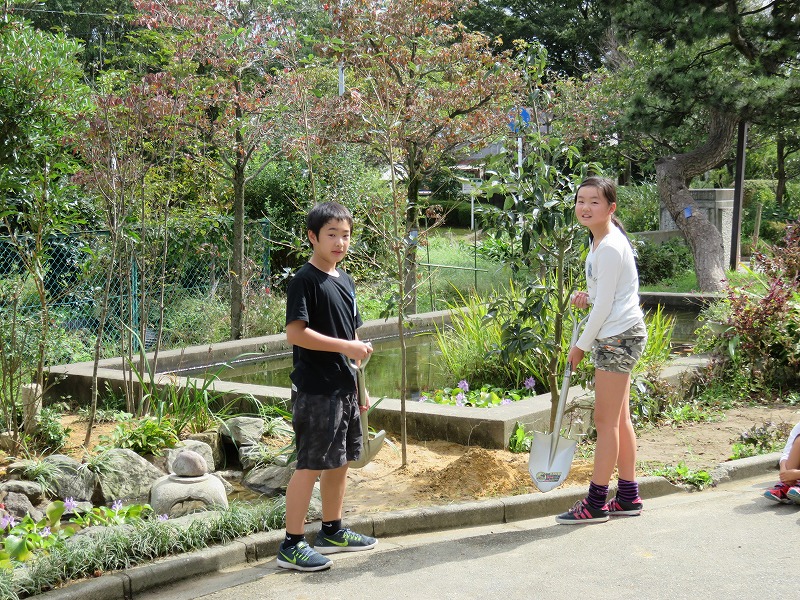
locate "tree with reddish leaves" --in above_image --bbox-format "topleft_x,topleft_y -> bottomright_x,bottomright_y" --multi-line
316,0 -> 521,314
132,0 -> 295,339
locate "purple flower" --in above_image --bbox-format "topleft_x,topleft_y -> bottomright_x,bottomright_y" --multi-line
158,514 -> 169,522
0,514 -> 16,530
63,497 -> 77,512
501,398 -> 512,405
455,392 -> 465,406
111,500 -> 123,511
41,526 -> 51,537
524,377 -> 536,391
457,380 -> 469,392
418,394 -> 428,402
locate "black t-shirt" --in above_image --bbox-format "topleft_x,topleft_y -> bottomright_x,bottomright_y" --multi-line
285,262 -> 363,395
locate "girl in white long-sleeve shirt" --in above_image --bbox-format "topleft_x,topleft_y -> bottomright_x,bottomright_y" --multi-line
763,421 -> 800,504
556,177 -> 648,524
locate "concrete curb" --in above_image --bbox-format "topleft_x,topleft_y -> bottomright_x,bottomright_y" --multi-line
35,453 -> 780,599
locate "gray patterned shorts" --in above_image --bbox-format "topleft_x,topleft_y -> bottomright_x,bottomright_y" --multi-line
291,389 -> 362,470
592,320 -> 647,374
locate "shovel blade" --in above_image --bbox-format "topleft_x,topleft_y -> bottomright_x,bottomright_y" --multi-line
528,432 -> 578,493
349,430 -> 386,468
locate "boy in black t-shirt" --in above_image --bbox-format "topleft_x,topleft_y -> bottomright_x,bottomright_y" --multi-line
276,201 -> 376,572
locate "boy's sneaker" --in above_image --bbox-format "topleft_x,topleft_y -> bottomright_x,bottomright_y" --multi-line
764,482 -> 792,504
555,499 -> 609,524
314,528 -> 378,554
276,540 -> 332,572
607,496 -> 643,516
787,485 -> 800,504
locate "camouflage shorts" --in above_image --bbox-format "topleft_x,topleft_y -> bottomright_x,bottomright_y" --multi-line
291,389 -> 362,471
592,321 -> 647,374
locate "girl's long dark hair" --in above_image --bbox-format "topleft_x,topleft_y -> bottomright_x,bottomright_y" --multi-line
576,176 -> 629,243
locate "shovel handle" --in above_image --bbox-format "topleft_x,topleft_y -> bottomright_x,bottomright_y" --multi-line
346,342 -> 372,407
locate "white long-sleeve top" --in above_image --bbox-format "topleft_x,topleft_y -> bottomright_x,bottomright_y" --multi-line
576,224 -> 644,352
780,422 -> 800,463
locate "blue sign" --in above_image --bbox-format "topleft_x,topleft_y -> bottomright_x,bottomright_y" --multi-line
508,107 -> 531,133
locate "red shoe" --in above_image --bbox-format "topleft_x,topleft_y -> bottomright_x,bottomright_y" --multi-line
764,482 -> 791,504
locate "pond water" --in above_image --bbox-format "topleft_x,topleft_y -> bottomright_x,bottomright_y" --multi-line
178,309 -> 702,400
206,332 -> 450,400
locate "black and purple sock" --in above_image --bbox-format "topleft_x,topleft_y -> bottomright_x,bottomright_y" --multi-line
617,478 -> 639,503
587,481 -> 609,509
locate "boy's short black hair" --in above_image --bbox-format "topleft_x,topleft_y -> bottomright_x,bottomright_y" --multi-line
307,201 -> 353,237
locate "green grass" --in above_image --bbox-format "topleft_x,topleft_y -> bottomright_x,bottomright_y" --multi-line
640,266 -> 763,293
416,228 -> 512,312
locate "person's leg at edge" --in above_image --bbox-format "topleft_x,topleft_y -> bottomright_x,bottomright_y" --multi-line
319,463 -> 349,525
284,468 -> 322,540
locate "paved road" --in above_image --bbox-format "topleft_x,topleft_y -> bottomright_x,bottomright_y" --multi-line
138,474 -> 794,600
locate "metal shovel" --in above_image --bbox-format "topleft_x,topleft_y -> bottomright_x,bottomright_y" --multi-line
528,312 -> 589,492
347,350 -> 386,468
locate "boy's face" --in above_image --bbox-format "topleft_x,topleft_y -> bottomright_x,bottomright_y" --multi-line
308,218 -> 351,268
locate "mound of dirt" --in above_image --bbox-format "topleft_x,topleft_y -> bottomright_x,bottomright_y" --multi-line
426,447 -> 531,498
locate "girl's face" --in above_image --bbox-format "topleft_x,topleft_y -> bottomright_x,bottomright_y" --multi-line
575,185 -> 616,230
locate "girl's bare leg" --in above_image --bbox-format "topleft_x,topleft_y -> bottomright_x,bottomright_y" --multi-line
591,369 -> 632,486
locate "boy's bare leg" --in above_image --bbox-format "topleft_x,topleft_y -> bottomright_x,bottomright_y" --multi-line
284,468 -> 322,534
319,463 -> 349,522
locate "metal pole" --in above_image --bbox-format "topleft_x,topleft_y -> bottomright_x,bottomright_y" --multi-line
730,121 -> 748,270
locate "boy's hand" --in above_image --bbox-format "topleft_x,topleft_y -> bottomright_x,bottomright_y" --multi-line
346,339 -> 373,361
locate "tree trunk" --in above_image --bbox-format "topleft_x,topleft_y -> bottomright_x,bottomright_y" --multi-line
775,131 -> 786,208
231,167 -> 245,340
655,110 -> 739,292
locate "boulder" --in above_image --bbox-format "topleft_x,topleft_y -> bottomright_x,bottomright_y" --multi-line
220,417 -> 264,446
172,450 -> 208,477
41,454 -> 96,502
150,473 -> 228,518
166,440 -> 215,473
94,448 -> 166,505
241,463 -> 294,497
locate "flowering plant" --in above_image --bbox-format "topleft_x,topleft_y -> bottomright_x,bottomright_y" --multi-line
0,498 -> 157,567
418,378 -> 536,408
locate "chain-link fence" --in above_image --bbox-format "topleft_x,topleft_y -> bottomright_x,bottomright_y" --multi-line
0,218 -> 275,357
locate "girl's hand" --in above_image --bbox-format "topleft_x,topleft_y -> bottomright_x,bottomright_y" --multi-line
567,345 -> 584,371
779,468 -> 800,484
571,291 -> 590,309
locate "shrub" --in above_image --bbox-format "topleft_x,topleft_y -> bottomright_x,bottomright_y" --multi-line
617,182 -> 660,233
696,222 -> 800,397
162,295 -> 230,346
633,237 -> 694,285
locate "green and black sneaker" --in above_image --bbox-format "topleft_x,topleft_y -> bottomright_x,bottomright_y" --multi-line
276,540 -> 332,571
314,528 -> 378,555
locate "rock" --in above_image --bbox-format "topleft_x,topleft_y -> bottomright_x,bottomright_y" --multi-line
150,473 -> 229,518
241,463 -> 294,497
171,450 -> 208,477
2,491 -> 42,522
186,430 -> 223,469
219,417 -> 264,446
0,480 -> 45,505
210,472 -> 233,495
41,454 -> 96,502
93,448 -> 166,505
166,441 -> 215,473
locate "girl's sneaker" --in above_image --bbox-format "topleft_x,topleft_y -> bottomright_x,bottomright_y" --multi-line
555,499 -> 609,524
763,482 -> 792,504
607,496 -> 643,516
786,485 -> 800,504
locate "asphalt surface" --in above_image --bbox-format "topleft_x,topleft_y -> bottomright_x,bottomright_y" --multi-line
39,453 -> 789,600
